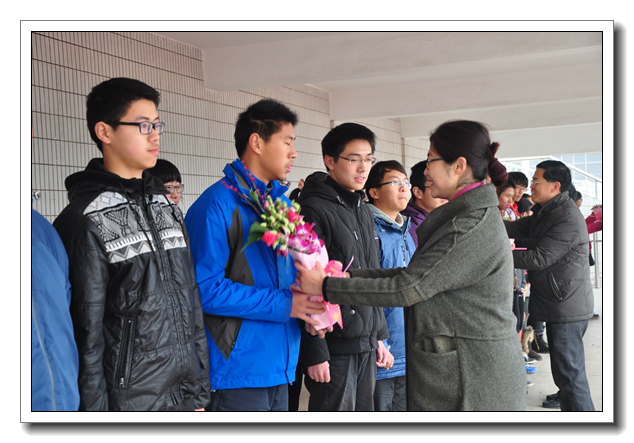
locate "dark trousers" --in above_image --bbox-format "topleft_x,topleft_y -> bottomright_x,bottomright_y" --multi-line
512,291 -> 526,333
205,384 -> 289,411
546,321 -> 595,411
526,297 -> 544,335
288,364 -> 303,411
374,375 -> 407,411
304,351 -> 376,411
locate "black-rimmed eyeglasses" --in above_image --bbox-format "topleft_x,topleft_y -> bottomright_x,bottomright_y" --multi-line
107,121 -> 165,135
378,181 -> 412,189
338,156 -> 377,165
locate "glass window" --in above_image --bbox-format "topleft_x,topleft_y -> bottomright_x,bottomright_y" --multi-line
561,155 -> 574,164
574,154 -> 586,164
586,163 -> 603,178
586,152 -> 602,162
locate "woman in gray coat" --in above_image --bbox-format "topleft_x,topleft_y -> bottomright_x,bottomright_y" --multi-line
294,120 -> 526,411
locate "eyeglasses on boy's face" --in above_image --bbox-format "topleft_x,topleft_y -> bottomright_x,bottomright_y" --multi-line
107,121 -> 165,135
378,181 -> 412,189
165,184 -> 184,194
338,156 -> 377,165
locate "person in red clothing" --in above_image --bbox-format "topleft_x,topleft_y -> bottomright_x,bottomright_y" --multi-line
586,203 -> 602,320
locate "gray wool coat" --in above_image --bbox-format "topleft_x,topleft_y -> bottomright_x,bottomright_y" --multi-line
324,184 -> 527,411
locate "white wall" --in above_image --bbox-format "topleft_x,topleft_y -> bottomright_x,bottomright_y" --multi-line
31,32 -> 410,222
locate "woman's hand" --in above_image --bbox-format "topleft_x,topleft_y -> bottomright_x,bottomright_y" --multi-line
291,261 -> 327,295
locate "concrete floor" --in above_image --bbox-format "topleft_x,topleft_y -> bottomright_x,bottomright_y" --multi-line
297,288 -> 603,412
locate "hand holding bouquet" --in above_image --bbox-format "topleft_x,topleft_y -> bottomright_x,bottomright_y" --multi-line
226,167 -> 343,331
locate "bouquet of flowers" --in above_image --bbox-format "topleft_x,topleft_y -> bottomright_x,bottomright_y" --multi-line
288,246 -> 346,331
225,167 -> 343,330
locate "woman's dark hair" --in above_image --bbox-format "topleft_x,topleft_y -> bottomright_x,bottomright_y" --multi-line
146,159 -> 181,184
496,181 -> 516,197
536,160 -> 573,194
234,99 -> 299,158
365,160 -> 407,204
86,77 -> 161,153
429,120 -> 507,186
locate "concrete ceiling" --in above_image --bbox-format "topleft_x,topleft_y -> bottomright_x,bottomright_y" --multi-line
156,31 -> 604,159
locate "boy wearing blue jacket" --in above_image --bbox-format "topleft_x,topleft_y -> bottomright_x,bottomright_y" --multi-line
185,99 -> 324,411
365,160 -> 417,411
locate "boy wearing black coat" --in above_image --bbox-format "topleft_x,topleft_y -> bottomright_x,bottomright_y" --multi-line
297,123 -> 389,411
53,78 -> 211,411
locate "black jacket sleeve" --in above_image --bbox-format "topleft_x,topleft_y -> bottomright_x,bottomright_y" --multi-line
54,213 -> 110,411
191,283 -> 211,409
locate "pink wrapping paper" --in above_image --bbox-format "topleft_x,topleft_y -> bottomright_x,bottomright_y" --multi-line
289,246 -> 344,331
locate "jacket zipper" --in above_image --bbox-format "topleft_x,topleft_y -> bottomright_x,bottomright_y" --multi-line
143,196 -> 187,381
116,318 -> 134,389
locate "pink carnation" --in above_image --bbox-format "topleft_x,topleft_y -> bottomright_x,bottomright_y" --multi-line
288,210 -> 299,223
262,230 -> 280,247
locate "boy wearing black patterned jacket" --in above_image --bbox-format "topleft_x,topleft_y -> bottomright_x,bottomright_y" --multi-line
53,78 -> 210,411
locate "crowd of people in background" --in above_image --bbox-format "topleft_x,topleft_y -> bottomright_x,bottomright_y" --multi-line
32,77 -> 599,412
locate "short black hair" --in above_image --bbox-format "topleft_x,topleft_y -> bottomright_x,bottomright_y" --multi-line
321,123 -> 376,170
146,159 -> 181,184
365,160 -> 407,204
517,198 -> 534,215
234,99 -> 299,158
409,161 -> 428,191
409,160 -> 428,204
496,181 -> 516,197
86,77 -> 161,153
536,160 -> 573,194
507,171 -> 528,188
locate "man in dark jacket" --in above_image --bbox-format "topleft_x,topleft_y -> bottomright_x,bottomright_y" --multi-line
297,122 -> 389,411
504,160 -> 595,411
53,78 -> 211,411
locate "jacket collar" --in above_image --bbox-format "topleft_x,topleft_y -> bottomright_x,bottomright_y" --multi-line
368,204 -> 409,231
531,191 -> 570,219
401,203 -> 429,222
65,158 -> 165,201
298,171 -> 366,208
422,183 -> 497,229
325,175 -> 366,207
223,159 -> 288,200
414,184 -> 498,249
